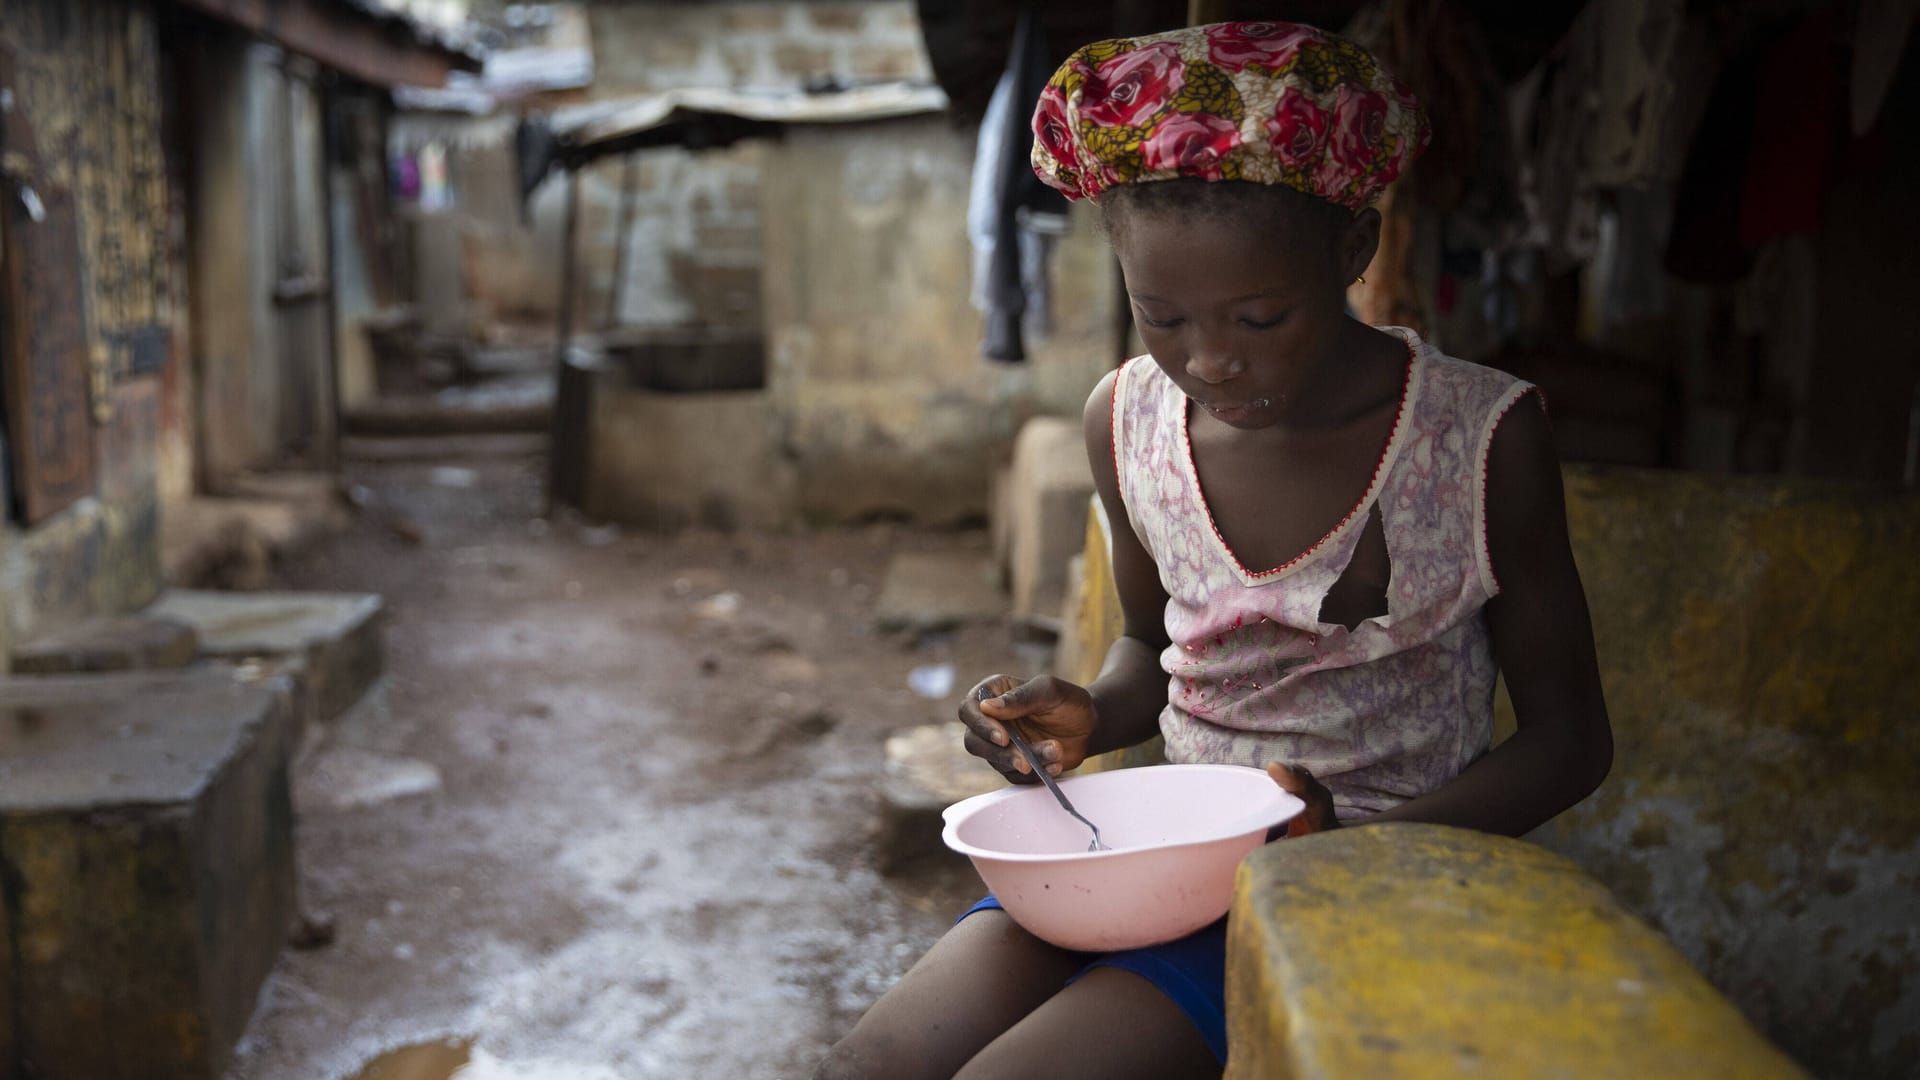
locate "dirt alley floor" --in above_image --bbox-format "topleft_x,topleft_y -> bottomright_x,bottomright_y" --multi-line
225,439 -> 1034,1080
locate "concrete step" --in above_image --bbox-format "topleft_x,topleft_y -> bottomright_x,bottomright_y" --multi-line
872,552 -> 1006,634
145,590 -> 384,744
9,614 -> 198,675
341,374 -> 554,437
875,723 -> 1005,872
0,669 -> 296,1080
996,417 -> 1095,625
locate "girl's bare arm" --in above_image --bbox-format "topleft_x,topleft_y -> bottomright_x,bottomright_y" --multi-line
1367,398 -> 1613,836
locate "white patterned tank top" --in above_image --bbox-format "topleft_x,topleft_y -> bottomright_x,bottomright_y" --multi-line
1111,327 -> 1540,818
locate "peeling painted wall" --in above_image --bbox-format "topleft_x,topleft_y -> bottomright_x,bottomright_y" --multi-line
1516,469 -> 1920,1079
0,0 -> 178,653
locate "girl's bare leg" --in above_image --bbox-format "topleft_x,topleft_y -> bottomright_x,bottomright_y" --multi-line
954,966 -> 1218,1080
814,910 -> 1083,1080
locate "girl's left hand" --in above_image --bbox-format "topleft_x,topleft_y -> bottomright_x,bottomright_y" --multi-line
1265,762 -> 1339,838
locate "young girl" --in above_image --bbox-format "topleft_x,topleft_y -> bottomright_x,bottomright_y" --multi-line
820,21 -> 1611,1079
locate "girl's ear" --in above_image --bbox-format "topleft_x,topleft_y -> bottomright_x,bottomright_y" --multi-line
1342,207 -> 1382,286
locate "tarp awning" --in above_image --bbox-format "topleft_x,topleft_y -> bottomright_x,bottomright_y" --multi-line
547,82 -> 950,162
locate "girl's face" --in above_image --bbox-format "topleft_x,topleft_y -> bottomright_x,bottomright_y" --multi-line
1110,201 -> 1368,430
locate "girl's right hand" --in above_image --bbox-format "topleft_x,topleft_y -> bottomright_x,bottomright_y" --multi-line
959,675 -> 1098,783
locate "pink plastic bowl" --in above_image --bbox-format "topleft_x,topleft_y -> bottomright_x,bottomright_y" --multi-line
941,764 -> 1304,952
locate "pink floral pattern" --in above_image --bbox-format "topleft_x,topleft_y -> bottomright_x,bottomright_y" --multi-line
1266,94 -> 1329,170
1032,20 -> 1429,207
1080,42 -> 1187,128
1205,21 -> 1314,73
1033,86 -> 1076,162
1109,329 -> 1540,819
1140,111 -> 1241,179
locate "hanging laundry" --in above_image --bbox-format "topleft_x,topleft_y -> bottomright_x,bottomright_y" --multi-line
1512,22 -> 1602,271
969,8 -> 1071,364
1850,0 -> 1918,136
1587,0 -> 1684,188
1664,44 -> 1762,283
1737,7 -> 1844,249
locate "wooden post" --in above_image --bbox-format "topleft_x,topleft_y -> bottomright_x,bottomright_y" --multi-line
1187,0 -> 1233,25
604,151 -> 640,331
546,166 -> 582,514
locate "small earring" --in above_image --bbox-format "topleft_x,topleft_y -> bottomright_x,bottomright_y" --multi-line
1355,274 -> 1367,285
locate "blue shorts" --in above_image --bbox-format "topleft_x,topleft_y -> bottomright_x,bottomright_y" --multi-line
958,896 -> 1227,1064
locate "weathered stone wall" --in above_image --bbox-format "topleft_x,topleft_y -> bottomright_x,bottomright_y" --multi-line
458,1 -> 933,334
1519,469 -> 1920,1079
587,2 -> 931,95
1062,466 -> 1920,1077
759,119 -> 1117,523
499,3 -> 1118,524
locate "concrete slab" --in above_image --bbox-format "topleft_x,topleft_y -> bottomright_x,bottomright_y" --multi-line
1001,418 -> 1095,624
0,670 -> 295,1080
146,590 -> 384,737
10,615 -> 199,675
875,723 -> 1005,871
872,552 -> 1006,633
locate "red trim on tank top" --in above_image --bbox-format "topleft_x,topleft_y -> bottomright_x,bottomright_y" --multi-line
1182,338 -> 1416,582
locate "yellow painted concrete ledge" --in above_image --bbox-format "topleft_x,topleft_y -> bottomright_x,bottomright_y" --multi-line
1226,824 -> 1807,1079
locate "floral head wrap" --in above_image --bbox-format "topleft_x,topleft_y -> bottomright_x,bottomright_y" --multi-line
1031,21 -> 1429,208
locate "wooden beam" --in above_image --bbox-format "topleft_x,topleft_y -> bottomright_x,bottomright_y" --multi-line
545,168 -> 582,515
172,0 -> 477,88
604,153 -> 640,331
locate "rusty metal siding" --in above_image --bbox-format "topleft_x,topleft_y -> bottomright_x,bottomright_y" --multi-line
0,0 -> 177,524
1,41 -> 98,525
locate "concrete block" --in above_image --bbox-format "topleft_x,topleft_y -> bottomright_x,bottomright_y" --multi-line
1227,825 -> 1805,1079
804,5 -> 866,31
873,552 -> 1006,632
988,462 -> 1013,586
1002,417 -> 1095,622
850,42 -> 929,81
10,615 -> 199,675
770,42 -> 834,79
876,723 -> 1003,871
145,590 -> 384,739
0,671 -> 295,1080
1059,498 -> 1167,773
721,5 -> 791,33
579,369 -> 794,530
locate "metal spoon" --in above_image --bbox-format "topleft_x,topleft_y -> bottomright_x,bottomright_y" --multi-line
981,687 -> 1108,851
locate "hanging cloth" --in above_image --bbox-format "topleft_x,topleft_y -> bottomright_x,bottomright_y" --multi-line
969,8 -> 1071,364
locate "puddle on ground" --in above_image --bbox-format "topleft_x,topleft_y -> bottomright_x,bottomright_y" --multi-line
347,1038 -> 471,1080
345,1039 -> 627,1080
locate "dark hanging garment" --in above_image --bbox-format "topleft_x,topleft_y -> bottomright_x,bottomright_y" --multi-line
1664,47 -> 1763,284
972,8 -> 1071,364
1736,8 -> 1843,250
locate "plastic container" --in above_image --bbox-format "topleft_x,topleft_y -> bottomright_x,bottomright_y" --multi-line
941,764 -> 1304,951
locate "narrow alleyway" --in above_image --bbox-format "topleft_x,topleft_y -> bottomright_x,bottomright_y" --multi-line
225,437 -> 1021,1080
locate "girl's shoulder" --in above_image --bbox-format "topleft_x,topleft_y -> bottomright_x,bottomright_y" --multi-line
1386,329 -> 1540,432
